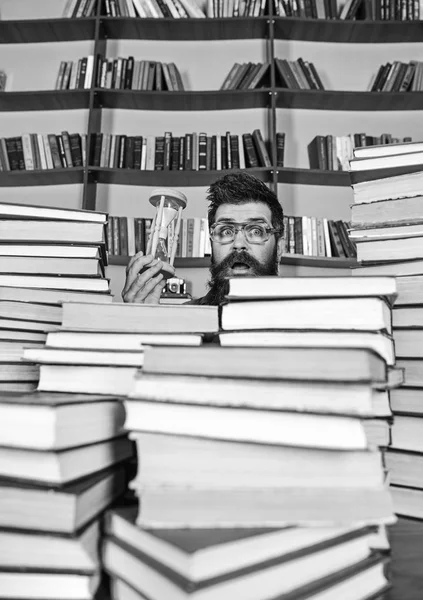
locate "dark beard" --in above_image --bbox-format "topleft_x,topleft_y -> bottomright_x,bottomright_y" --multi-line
206,248 -> 279,306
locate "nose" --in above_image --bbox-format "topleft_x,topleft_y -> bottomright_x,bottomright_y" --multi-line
232,227 -> 248,250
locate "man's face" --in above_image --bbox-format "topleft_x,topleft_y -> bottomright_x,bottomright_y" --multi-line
210,202 -> 282,278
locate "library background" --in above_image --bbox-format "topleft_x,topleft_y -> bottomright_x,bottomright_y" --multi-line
1,0 -> 423,599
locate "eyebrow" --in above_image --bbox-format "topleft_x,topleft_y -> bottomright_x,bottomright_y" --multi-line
215,217 -> 269,224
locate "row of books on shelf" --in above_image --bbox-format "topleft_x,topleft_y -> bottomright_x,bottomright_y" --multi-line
283,216 -> 356,258
109,215 -> 211,257
108,214 -> 355,259
63,0 -> 97,17
277,0 -> 422,19
90,129 -> 284,170
0,130 -> 283,172
0,133 -> 86,172
62,0 -> 423,19
55,56 -> 184,91
308,133 -> 412,172
275,57 -> 325,91
369,61 -> 423,93
103,0 -> 266,17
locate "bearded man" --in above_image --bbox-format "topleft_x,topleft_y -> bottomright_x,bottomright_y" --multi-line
122,172 -> 284,306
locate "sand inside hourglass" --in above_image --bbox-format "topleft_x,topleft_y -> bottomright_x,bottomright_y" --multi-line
154,206 -> 177,261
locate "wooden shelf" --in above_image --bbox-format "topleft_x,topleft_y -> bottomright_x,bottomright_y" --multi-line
0,90 -> 90,112
90,167 -> 272,186
273,17 -> 423,43
108,254 -> 356,268
96,89 -> 271,111
275,89 -> 423,111
277,168 -> 351,186
101,16 -> 269,41
0,168 -> 84,187
0,18 -> 96,44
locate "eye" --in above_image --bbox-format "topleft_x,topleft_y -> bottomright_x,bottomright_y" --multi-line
249,226 -> 266,238
220,226 -> 235,237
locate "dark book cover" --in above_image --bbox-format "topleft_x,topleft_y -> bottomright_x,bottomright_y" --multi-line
47,134 -> 63,169
210,135 -> 217,170
327,219 -> 347,258
5,137 -> 20,171
133,136 -> 143,170
61,131 -> 74,168
134,218 -> 145,254
184,134 -> 192,171
306,62 -> 325,90
154,136 -> 165,171
297,57 -> 317,89
178,136 -> 185,170
276,132 -> 285,168
206,136 -> 212,170
171,137 -> 180,171
155,62 -> 163,91
325,135 -> 334,171
307,136 -> 327,170
30,133 -> 41,171
226,131 -> 232,170
111,59 -> 118,89
146,62 -> 156,91
94,53 -> 104,88
124,56 -> 134,89
14,137 -> 26,170
163,132 -> 172,171
294,217 -> 303,255
198,133 -> 208,170
56,135 -> 68,168
119,216 -> 129,256
91,133 -> 103,168
252,129 -> 271,167
124,136 -> 135,169
77,57 -> 88,90
242,133 -> 259,168
230,135 -> 240,169
221,135 -> 228,170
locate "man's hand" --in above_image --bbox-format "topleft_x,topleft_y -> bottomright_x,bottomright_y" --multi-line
122,252 -> 175,304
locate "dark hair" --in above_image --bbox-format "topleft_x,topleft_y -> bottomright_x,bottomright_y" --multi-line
207,172 -> 284,237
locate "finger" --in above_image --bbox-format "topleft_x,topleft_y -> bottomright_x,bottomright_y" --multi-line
126,251 -> 144,272
122,253 -> 155,295
143,277 -> 167,305
133,273 -> 164,303
123,261 -> 164,302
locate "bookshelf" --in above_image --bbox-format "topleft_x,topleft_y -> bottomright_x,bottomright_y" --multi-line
1,0 -> 423,297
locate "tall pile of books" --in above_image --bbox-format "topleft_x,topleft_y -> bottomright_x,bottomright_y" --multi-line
0,202 -> 112,392
349,140 -> 423,598
15,302 -> 219,599
100,278 -> 401,599
0,388 -> 132,600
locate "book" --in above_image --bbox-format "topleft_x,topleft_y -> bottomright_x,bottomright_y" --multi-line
390,329 -> 423,358
0,244 -> 102,259
0,392 -> 125,450
352,170 -> 423,204
0,301 -> 62,323
0,219 -> 106,244
223,276 -> 397,302
356,236 -> 423,263
0,256 -> 103,276
129,373 -> 382,416
60,303 -> 218,333
0,518 -> 100,572
0,275 -> 109,293
0,466 -> 126,533
390,387 -> 423,415
386,450 -> 423,489
38,364 -> 140,395
123,399 -> 370,450
109,556 -> 389,600
0,287 -> 112,305
106,506 -> 375,584
103,528 -> 377,598
127,486 -> 393,528
220,298 -> 392,333
24,347 -> 145,368
0,570 -> 100,600
390,416 -> 423,453
218,330 -> 395,365
46,330 -> 202,349
0,435 -> 132,485
351,196 -> 423,227
129,432 -> 384,490
393,306 -> 423,327
141,346 -> 389,383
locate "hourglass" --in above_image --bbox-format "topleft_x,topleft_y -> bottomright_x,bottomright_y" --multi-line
145,187 -> 188,279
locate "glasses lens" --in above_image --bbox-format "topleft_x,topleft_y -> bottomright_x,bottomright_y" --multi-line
245,224 -> 269,243
212,224 -> 236,243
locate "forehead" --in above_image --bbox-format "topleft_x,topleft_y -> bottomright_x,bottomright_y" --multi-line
214,202 -> 272,223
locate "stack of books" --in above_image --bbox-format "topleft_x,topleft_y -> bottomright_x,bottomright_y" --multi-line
101,276 -> 401,599
23,303 -> 218,396
0,389 -> 132,600
349,140 -> 423,598
0,202 -> 111,391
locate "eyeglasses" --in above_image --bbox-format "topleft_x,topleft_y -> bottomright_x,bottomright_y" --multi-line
210,222 -> 281,245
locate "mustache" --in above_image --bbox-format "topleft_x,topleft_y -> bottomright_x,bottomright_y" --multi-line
211,250 -> 263,274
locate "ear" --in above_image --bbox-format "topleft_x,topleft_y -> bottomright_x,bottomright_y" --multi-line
276,235 -> 284,261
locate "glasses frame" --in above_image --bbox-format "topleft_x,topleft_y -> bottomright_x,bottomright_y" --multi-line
209,221 -> 282,245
